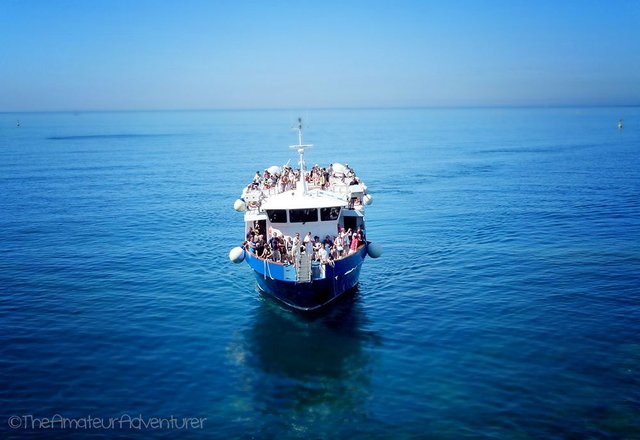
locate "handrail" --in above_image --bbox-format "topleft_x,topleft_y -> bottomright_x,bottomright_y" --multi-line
245,243 -> 365,264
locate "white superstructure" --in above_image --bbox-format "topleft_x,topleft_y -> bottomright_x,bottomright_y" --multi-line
234,118 -> 373,241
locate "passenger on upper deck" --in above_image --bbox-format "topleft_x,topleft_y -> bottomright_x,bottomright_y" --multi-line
245,161 -> 366,200
345,164 -> 355,178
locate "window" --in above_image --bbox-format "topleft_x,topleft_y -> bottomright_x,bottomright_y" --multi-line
289,208 -> 318,223
320,207 -> 341,221
267,209 -> 287,223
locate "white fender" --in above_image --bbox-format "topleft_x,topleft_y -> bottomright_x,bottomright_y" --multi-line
233,199 -> 246,212
229,247 -> 246,263
367,242 -> 383,259
363,194 -> 373,205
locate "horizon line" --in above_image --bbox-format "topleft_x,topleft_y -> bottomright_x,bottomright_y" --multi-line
2,104 -> 639,114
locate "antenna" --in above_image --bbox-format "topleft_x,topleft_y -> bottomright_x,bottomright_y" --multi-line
290,117 -> 312,149
289,117 -> 313,195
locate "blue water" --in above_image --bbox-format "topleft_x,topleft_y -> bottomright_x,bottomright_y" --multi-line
1,108 -> 639,439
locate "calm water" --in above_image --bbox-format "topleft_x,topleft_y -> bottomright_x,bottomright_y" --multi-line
1,108 -> 639,439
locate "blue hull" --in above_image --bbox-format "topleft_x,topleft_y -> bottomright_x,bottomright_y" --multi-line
245,245 -> 367,311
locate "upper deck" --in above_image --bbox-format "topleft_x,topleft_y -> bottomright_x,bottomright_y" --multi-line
240,162 -> 370,213
233,118 -> 373,242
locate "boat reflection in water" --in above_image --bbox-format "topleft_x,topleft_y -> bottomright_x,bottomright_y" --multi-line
227,290 -> 381,437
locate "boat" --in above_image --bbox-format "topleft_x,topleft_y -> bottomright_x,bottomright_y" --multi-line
228,118 -> 382,311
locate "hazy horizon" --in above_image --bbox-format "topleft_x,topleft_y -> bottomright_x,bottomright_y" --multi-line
2,104 -> 640,115
2,0 -> 639,112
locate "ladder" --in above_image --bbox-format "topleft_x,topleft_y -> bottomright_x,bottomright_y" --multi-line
296,253 -> 312,283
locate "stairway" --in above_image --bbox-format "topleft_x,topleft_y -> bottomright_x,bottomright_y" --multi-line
296,253 -> 312,283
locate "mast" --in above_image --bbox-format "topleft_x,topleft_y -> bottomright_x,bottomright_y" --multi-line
290,117 -> 313,196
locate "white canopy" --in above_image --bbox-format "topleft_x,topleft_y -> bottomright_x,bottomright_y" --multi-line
332,163 -> 347,174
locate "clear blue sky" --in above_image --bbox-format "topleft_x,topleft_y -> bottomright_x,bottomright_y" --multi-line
1,0 -> 639,111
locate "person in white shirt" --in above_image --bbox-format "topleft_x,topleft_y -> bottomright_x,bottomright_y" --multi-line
291,233 -> 301,263
304,232 -> 313,255
319,245 -> 329,263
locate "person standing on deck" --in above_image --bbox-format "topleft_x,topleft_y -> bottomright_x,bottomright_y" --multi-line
304,232 -> 313,255
269,232 -> 280,262
335,234 -> 344,258
292,233 -> 301,263
349,231 -> 360,254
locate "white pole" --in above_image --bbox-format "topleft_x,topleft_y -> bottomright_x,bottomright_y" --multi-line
290,117 -> 312,196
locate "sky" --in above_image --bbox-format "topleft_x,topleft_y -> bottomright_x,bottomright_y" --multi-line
1,0 -> 639,111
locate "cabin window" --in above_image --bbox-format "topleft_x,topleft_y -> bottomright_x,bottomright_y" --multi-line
289,208 -> 318,223
320,207 -> 341,221
266,209 -> 287,223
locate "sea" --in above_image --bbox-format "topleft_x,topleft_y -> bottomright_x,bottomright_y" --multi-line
1,108 -> 639,439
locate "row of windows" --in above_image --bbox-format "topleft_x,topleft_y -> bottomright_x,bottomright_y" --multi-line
267,207 -> 341,223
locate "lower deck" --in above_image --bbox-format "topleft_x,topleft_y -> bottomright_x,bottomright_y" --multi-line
244,243 -> 368,310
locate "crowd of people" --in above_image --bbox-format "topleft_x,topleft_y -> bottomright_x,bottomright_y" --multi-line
245,163 -> 361,194
243,224 -> 366,266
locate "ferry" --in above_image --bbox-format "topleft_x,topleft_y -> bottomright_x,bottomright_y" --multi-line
228,119 -> 382,311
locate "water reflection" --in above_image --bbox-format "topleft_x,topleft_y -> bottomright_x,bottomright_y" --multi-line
231,290 -> 380,437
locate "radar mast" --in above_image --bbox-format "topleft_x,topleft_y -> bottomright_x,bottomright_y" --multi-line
290,117 -> 313,195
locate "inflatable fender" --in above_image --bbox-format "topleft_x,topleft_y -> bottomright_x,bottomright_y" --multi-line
367,242 -> 383,259
233,199 -> 246,212
229,247 -> 246,263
